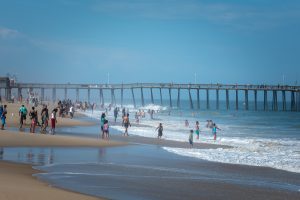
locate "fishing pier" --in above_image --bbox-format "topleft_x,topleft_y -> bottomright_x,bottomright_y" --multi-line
1,77 -> 299,112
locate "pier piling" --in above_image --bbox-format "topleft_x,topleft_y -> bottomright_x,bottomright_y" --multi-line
150,88 -> 154,104
236,90 -> 239,110
189,89 -> 194,109
169,88 -> 172,108
216,89 -> 219,110
226,89 -> 229,110
264,90 -> 268,111
141,87 -> 144,107
206,89 -> 209,110
177,88 -> 180,109
131,88 -> 136,108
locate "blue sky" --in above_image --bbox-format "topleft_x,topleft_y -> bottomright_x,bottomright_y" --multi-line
0,0 -> 300,85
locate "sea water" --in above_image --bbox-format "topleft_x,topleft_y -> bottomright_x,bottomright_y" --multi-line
81,99 -> 300,174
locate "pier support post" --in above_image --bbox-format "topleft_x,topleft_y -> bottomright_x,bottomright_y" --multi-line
264,90 -> 268,111
5,88 -> 12,101
150,88 -> 154,104
236,90 -> 239,110
18,88 -> 22,102
297,91 -> 300,112
169,88 -> 172,108
64,88 -> 67,100
245,90 -> 249,110
76,88 -> 79,102
40,88 -> 44,102
88,88 -> 91,103
113,90 -> 116,106
121,88 -> 124,107
177,89 -> 180,109
110,89 -> 113,105
272,90 -> 278,111
100,89 -> 104,106
216,89 -> 219,110
282,90 -> 286,111
226,89 -> 229,110
52,88 -> 56,102
160,88 -> 163,105
291,91 -> 295,111
206,89 -> 209,110
131,88 -> 136,108
141,87 -> 145,107
254,90 -> 257,111
197,89 -> 200,110
189,89 -> 194,109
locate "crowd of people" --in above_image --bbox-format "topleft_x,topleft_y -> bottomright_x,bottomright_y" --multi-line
1,96 -> 222,148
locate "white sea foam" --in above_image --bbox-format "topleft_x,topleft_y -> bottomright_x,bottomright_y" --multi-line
79,104 -> 300,174
163,139 -> 300,173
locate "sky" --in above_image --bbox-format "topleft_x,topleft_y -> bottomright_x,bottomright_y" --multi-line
0,0 -> 300,85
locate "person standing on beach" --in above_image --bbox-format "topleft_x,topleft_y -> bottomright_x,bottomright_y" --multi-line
100,113 -> 106,139
212,123 -> 221,140
1,105 -> 7,130
69,105 -> 74,119
113,107 -> 118,122
19,105 -> 27,130
195,121 -> 200,140
156,123 -> 163,139
103,120 -> 109,140
41,105 -> 49,133
189,129 -> 194,148
122,113 -> 131,136
50,108 -> 58,134
29,107 -> 37,133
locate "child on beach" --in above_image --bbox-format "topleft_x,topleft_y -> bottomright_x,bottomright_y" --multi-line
50,108 -> 58,134
189,129 -> 194,148
212,123 -> 221,140
103,120 -> 109,140
156,123 -> 163,139
195,121 -> 200,139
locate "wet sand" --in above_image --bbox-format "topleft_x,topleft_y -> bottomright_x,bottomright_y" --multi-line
0,130 -> 125,147
0,161 -> 103,200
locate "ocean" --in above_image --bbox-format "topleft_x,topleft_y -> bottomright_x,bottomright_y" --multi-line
82,99 -> 300,174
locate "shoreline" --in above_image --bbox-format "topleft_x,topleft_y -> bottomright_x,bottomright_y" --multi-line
0,102 -> 124,200
0,160 -> 104,200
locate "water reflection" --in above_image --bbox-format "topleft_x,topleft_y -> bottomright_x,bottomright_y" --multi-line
0,147 -> 3,159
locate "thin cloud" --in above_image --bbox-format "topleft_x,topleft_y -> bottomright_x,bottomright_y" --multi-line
0,27 -> 20,39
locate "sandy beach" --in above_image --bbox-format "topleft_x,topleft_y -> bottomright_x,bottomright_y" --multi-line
0,102 -> 123,200
1,102 -> 300,200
